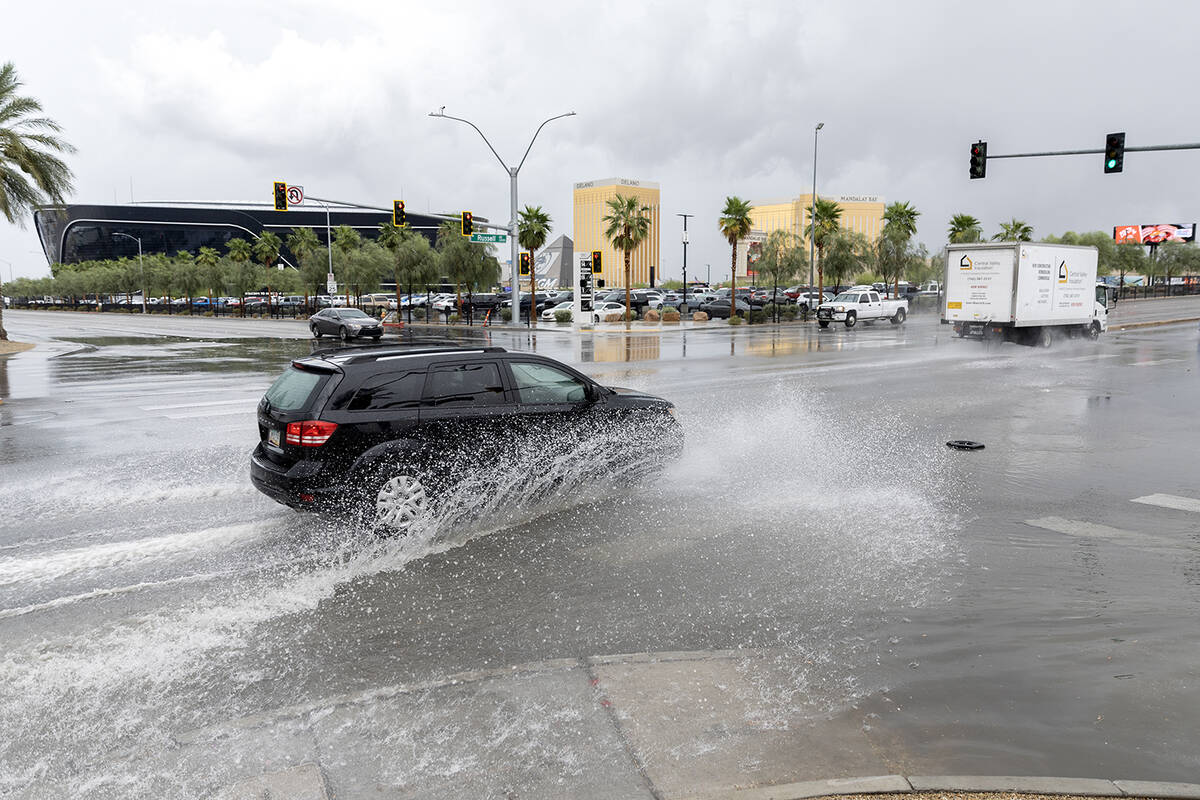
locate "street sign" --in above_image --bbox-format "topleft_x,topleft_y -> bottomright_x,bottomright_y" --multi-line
326,272 -> 337,294
470,233 -> 508,243
286,185 -> 305,206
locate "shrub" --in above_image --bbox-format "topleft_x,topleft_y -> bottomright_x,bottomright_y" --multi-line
449,313 -> 461,324
749,310 -> 768,324
692,311 -> 709,322
500,308 -> 512,322
554,309 -> 572,323
603,312 -> 624,322
728,315 -> 744,326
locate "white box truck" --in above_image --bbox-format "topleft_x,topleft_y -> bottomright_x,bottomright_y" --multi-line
942,243 -> 1111,347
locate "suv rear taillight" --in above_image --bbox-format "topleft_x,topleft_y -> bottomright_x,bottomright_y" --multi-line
286,420 -> 338,447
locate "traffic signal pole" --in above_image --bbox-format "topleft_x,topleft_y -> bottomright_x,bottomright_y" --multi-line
968,136 -> 1200,176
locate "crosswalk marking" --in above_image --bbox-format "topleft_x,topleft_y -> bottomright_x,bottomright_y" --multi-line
1131,493 -> 1200,514
1025,516 -> 1180,548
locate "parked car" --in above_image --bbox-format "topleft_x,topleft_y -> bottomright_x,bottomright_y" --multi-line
541,301 -> 573,321
699,298 -> 751,319
793,292 -> 832,311
592,301 -> 629,322
309,308 -> 384,341
250,345 -> 681,533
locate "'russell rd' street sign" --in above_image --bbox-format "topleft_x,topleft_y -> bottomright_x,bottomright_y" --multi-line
469,233 -> 508,243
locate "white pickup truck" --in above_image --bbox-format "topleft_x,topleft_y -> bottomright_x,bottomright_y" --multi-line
816,288 -> 908,328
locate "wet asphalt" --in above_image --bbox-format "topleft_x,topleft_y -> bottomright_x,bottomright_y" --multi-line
0,307 -> 1198,797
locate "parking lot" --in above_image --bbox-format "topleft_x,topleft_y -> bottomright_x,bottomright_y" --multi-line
1,309 -> 1199,798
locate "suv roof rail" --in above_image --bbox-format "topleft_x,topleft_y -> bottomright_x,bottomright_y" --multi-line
312,345 -> 508,366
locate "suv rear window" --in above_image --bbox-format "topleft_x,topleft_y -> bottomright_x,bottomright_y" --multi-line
264,367 -> 327,411
348,370 -> 425,411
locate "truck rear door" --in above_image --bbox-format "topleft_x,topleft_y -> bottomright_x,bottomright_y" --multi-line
867,291 -> 882,318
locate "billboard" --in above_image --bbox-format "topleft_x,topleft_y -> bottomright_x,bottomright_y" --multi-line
1113,223 -> 1196,245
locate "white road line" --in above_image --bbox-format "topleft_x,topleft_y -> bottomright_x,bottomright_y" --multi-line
1133,358 -> 1184,367
1131,493 -> 1200,514
1066,353 -> 1120,361
162,406 -> 258,419
142,397 -> 262,411
1025,516 -> 1179,548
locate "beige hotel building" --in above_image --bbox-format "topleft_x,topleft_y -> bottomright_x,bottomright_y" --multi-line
741,194 -> 886,278
572,178 -> 661,287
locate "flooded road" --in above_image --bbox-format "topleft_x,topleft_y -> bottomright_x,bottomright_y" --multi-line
1,310 -> 1198,798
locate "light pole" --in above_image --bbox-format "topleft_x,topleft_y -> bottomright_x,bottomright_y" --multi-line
112,232 -> 146,314
677,213 -> 693,307
809,122 -> 824,302
306,197 -> 336,301
430,108 -> 576,327
0,257 -> 12,283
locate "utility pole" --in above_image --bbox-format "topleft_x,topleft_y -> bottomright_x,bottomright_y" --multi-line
677,213 -> 693,307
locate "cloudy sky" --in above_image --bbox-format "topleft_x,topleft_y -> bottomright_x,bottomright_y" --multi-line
4,0 -> 1199,281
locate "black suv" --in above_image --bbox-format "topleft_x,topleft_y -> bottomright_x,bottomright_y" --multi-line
250,345 -> 681,532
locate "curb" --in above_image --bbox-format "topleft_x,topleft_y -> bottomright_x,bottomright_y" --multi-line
1110,316 -> 1200,331
728,775 -> 1200,800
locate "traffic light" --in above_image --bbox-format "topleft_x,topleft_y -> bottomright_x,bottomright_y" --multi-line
393,200 -> 406,227
519,252 -> 531,276
1105,132 -> 1126,174
461,211 -> 473,237
273,181 -> 288,211
591,250 -> 602,274
969,142 -> 987,179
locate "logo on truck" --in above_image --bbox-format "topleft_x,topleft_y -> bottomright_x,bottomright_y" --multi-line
960,255 -> 972,270
1057,261 -> 1067,284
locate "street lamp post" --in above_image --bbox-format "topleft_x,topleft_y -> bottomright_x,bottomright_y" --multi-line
677,213 -> 693,308
430,108 -> 576,328
0,257 -> 12,283
809,122 -> 824,305
113,232 -> 146,314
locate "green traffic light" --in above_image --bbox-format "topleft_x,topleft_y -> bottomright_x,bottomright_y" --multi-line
1107,158 -> 1117,168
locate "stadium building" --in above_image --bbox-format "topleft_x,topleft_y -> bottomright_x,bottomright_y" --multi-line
33,202 -> 452,267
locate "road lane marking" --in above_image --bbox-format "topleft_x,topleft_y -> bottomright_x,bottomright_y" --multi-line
162,406 -> 258,419
1066,353 -> 1120,361
1132,358 -> 1184,367
142,397 -> 263,411
1024,517 -> 1180,548
1131,494 -> 1200,514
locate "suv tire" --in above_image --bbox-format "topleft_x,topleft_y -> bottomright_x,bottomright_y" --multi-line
370,472 -> 432,535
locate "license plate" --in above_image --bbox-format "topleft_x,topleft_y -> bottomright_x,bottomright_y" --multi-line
268,428 -> 281,447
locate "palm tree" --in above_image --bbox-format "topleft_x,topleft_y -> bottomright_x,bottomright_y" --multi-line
809,197 -> 843,300
0,61 -> 76,340
252,231 -> 282,314
882,201 -> 921,295
718,196 -> 754,321
518,205 -> 552,327
287,226 -> 323,307
993,219 -> 1034,242
602,194 -> 652,320
947,214 -> 984,244
226,238 -> 255,316
883,201 -> 921,239
195,246 -> 222,309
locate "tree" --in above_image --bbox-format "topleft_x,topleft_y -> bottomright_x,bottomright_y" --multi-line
332,225 -> 363,305
0,61 -> 76,339
392,230 -> 440,324
809,197 -> 843,300
1154,242 -> 1200,295
823,230 -> 871,292
603,193 -> 652,320
882,201 -> 921,295
195,246 -> 223,306
344,240 -> 388,308
250,230 -> 283,314
287,226 -> 324,306
993,218 -> 1034,242
171,251 -> 202,314
756,229 -> 806,321
518,205 -> 553,327
717,196 -> 754,321
1112,242 -> 1148,290
947,214 -> 983,244
225,238 -> 255,316
439,220 -> 500,322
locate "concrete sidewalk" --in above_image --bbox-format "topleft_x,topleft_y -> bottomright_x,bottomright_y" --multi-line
157,648 -> 1200,800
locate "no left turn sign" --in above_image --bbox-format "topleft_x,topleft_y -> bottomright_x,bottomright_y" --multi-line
286,185 -> 304,206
